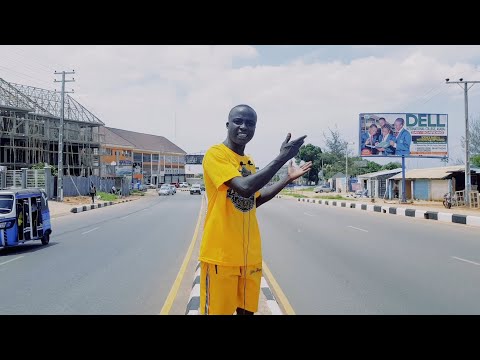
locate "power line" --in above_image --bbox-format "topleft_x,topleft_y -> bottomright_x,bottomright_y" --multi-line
0,64 -> 52,89
7,46 -> 59,72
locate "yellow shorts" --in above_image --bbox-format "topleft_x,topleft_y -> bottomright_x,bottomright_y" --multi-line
199,262 -> 262,315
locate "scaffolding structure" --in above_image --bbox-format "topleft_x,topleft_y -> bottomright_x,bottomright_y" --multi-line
0,78 -> 105,176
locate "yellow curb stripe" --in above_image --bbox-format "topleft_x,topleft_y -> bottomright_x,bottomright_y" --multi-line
262,260 -> 296,315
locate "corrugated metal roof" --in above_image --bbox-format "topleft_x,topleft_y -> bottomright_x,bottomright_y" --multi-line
357,168 -> 402,179
102,127 -> 135,148
106,127 -> 186,154
390,165 -> 478,180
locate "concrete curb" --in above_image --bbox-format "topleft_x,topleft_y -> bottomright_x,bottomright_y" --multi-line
185,262 -> 284,315
277,195 -> 480,228
70,199 -> 134,214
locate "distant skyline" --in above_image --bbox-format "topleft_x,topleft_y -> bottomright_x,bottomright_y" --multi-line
1,45 -> 480,169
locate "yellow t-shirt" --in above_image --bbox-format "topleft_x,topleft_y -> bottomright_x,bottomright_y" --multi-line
199,143 -> 262,266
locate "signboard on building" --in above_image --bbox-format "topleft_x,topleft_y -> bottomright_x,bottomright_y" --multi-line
116,166 -> 132,176
359,113 -> 448,158
186,154 -> 204,164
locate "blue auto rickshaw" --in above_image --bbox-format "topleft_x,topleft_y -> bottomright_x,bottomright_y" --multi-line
0,188 -> 52,249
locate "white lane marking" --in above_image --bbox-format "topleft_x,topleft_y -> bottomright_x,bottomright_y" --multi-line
81,227 -> 99,235
120,214 -> 131,220
452,256 -> 480,267
304,212 -> 314,217
297,229 -> 302,233
0,256 -> 24,266
347,225 -> 369,233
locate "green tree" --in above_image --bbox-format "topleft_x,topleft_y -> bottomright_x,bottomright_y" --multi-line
472,154 -> 480,167
31,162 -> 57,176
381,162 -> 402,170
323,127 -> 346,159
461,115 -> 480,155
296,144 -> 323,184
365,160 -> 382,173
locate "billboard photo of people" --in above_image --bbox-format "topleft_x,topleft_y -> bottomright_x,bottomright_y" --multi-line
359,113 -> 448,158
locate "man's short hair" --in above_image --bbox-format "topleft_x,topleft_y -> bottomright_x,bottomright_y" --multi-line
395,118 -> 404,126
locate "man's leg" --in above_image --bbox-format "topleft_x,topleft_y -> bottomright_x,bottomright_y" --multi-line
199,262 -> 240,315
237,264 -> 262,315
236,307 -> 254,315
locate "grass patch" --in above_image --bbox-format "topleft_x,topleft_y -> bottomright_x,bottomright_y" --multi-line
97,192 -> 119,201
314,194 -> 349,200
288,194 -> 308,198
131,190 -> 145,196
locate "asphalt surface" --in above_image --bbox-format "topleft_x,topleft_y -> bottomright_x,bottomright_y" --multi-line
0,191 -> 202,314
258,198 -> 480,314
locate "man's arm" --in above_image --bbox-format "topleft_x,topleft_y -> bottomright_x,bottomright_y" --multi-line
256,176 -> 290,208
256,160 -> 312,208
225,133 -> 306,198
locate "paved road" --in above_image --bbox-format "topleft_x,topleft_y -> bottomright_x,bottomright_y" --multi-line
258,199 -> 480,314
0,191 -> 202,314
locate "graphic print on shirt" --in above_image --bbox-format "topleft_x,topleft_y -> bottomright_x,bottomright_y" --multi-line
226,162 -> 255,212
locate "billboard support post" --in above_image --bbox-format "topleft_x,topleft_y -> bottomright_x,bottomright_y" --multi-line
401,155 -> 406,203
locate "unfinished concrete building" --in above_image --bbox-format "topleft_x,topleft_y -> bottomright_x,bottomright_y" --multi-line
0,78 -> 105,176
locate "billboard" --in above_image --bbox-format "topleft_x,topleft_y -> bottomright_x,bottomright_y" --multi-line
186,154 -> 204,164
359,113 -> 448,158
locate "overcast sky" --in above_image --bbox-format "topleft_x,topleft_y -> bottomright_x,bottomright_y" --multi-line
1,45 -> 480,169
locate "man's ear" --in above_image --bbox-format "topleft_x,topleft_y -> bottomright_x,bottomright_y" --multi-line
226,122 -> 229,128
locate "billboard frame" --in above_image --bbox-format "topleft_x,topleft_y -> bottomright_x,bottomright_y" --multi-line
358,112 -> 449,159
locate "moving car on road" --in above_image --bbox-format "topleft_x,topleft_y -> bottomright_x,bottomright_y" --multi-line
158,184 -> 174,196
190,184 -> 202,195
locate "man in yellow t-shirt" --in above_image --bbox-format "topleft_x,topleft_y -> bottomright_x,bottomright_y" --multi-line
199,104 -> 312,315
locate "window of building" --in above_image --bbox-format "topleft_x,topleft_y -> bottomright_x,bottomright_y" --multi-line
133,153 -> 143,162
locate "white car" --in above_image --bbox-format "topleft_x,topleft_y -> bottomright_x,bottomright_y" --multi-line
158,184 -> 173,196
190,184 -> 202,195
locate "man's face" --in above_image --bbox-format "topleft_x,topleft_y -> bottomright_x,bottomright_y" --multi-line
394,120 -> 403,131
382,127 -> 389,136
369,126 -> 377,136
227,107 -> 257,146
379,119 -> 386,127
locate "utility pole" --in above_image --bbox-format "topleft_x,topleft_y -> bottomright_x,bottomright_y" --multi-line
54,70 -> 75,202
445,78 -> 480,207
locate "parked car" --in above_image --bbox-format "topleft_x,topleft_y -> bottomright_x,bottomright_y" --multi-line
179,182 -> 189,188
314,185 -> 334,193
168,184 -> 176,194
190,184 -> 202,195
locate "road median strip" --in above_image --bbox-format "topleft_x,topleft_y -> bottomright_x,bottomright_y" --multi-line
70,198 -> 135,214
276,195 -> 480,228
